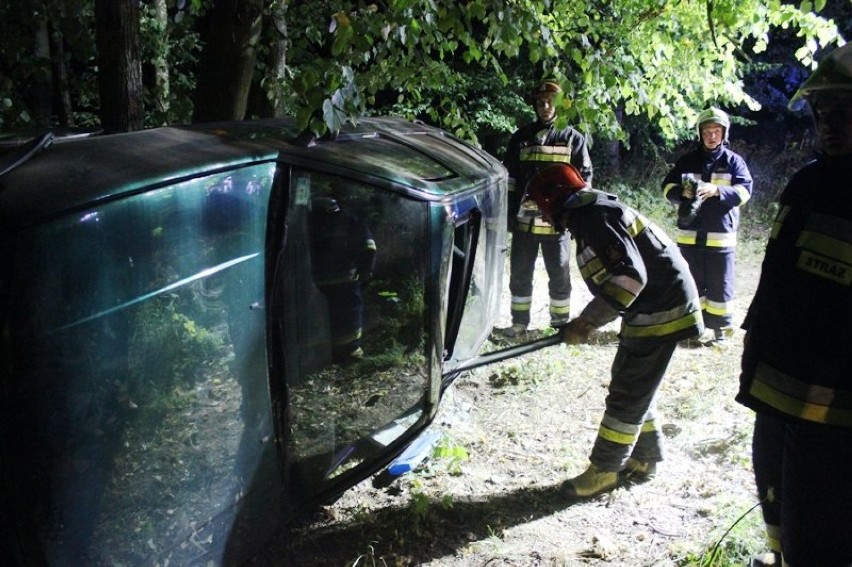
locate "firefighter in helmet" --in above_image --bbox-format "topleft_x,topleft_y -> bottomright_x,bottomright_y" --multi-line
498,79 -> 593,338
525,163 -> 702,497
662,107 -> 753,344
737,42 -> 852,567
310,197 -> 377,363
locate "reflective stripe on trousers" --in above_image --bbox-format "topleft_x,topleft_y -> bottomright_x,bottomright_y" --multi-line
509,231 -> 572,326
589,340 -> 677,471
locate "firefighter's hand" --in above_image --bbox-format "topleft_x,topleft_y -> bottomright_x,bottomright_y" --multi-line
561,317 -> 596,345
696,181 -> 719,199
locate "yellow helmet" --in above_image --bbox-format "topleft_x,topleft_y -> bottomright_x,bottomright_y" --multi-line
789,43 -> 852,110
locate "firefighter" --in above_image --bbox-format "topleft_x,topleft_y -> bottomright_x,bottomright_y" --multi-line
737,43 -> 852,567
309,197 -> 377,363
662,107 -> 753,343
498,79 -> 594,337
525,163 -> 703,497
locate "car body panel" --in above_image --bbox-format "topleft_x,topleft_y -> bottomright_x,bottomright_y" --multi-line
0,117 -> 507,566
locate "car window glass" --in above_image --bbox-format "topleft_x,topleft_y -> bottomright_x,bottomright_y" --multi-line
278,168 -> 430,492
4,164 -> 275,564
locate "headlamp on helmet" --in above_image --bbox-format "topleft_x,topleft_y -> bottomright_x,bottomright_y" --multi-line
524,163 -> 588,220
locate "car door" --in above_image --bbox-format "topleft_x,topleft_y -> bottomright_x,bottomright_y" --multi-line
267,165 -> 434,505
265,132 -> 509,510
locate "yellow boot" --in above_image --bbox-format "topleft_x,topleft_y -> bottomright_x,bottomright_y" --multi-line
562,464 -> 619,497
623,457 -> 657,479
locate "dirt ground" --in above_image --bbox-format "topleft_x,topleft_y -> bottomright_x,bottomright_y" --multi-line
251,243 -> 767,567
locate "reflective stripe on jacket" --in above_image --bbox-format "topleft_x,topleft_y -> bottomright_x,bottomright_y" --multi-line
561,190 -> 703,344
737,156 -> 852,426
505,120 -> 593,238
662,145 -> 753,249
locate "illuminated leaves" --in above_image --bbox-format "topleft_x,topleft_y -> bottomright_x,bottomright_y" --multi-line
277,0 -> 841,140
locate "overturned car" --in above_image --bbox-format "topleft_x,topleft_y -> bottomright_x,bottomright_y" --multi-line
0,118 -> 511,566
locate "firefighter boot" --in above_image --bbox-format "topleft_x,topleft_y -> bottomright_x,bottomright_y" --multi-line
623,457 -> 657,479
562,464 -> 619,498
713,326 -> 734,343
501,323 -> 528,338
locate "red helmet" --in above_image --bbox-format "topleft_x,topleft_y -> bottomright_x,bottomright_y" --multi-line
524,163 -> 588,218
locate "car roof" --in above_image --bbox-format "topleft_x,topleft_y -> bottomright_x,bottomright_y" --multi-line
0,116 -> 505,228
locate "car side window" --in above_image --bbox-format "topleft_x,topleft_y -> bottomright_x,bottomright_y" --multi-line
276,168 -> 430,492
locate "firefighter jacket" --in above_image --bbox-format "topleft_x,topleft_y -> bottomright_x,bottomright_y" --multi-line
504,120 -> 593,238
555,190 -> 703,346
310,208 -> 377,287
737,155 -> 852,428
662,144 -> 752,249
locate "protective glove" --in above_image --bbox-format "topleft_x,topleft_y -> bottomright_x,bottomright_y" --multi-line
696,181 -> 719,199
561,317 -> 597,345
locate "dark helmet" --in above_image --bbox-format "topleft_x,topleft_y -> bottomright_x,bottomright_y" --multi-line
789,42 -> 852,110
524,163 -> 588,218
531,80 -> 563,101
311,197 -> 340,214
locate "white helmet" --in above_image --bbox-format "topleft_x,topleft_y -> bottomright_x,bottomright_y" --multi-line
696,107 -> 730,143
789,42 -> 852,110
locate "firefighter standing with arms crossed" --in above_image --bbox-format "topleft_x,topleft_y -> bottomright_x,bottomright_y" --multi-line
525,163 -> 703,497
737,43 -> 852,567
662,107 -> 753,343
498,80 -> 593,338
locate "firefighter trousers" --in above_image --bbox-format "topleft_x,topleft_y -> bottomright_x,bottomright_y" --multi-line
508,230 -> 572,327
679,246 -> 735,331
317,281 -> 365,359
590,340 -> 677,472
752,412 -> 852,566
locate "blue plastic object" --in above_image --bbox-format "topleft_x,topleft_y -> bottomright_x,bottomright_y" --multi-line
387,430 -> 442,476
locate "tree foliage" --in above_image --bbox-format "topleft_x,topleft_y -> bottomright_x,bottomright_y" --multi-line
0,0 -> 844,145
307,0 -> 843,143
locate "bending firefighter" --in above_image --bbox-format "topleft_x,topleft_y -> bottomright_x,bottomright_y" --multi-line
662,107 -> 753,343
526,163 -> 703,497
500,79 -> 593,337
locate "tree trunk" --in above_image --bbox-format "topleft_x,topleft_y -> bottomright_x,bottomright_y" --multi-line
247,0 -> 288,119
47,15 -> 74,127
94,0 -> 144,133
151,0 -> 171,125
192,0 -> 265,123
607,103 -> 624,174
31,1 -> 53,125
